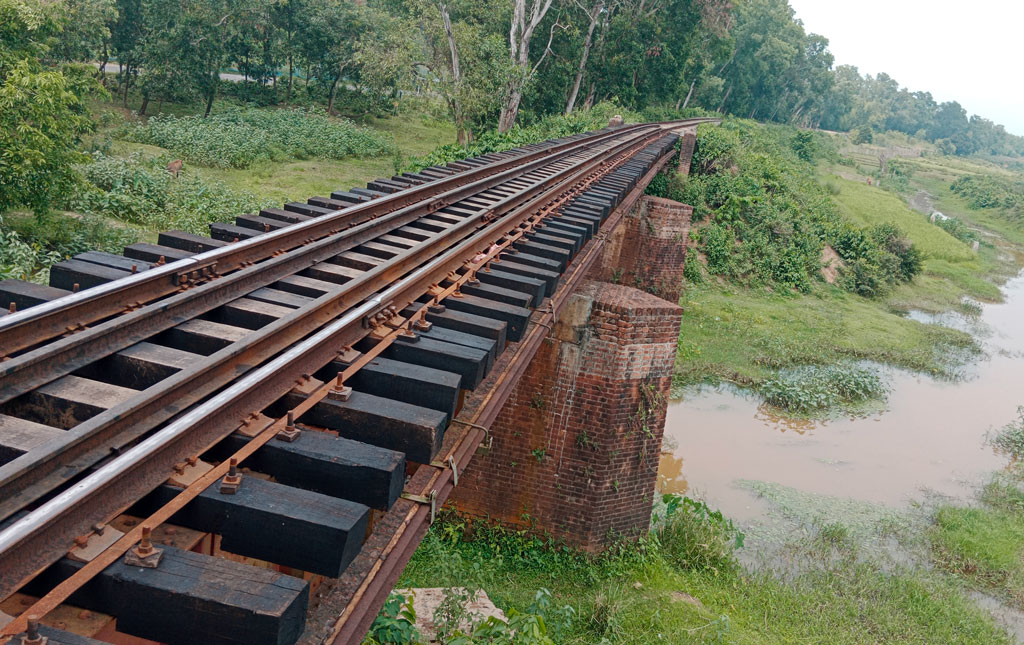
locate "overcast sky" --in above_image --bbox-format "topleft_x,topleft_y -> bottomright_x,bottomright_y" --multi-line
787,0 -> 1024,136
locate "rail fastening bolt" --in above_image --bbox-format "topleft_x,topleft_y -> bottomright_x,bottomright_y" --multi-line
137,527 -> 154,556
25,615 -> 40,641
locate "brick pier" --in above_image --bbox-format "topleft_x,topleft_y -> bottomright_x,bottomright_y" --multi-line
452,186 -> 695,549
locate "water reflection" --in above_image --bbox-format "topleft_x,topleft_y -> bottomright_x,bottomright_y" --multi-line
661,271 -> 1024,522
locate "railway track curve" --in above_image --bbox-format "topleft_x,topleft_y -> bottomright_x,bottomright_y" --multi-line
0,118 -> 714,644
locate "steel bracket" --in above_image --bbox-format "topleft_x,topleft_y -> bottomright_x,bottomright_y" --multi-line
401,489 -> 438,523
429,455 -> 459,486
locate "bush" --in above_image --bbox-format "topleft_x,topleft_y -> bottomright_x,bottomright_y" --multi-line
950,175 -> 1023,210
791,130 -> 816,162
655,494 -> 743,575
2,212 -> 138,284
933,215 -> 977,244
404,101 -> 643,171
118,107 -> 396,168
759,363 -> 888,413
68,152 -> 273,234
852,125 -> 873,145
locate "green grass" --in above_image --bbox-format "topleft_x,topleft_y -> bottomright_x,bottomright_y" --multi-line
826,174 -> 975,263
102,107 -> 456,206
931,501 -> 1024,610
675,284 -> 976,386
396,512 -> 1008,644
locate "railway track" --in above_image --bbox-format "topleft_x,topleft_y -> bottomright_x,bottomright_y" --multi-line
0,118 -> 711,644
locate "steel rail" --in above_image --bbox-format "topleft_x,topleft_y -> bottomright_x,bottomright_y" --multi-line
0,130 -> 629,523
327,130 -> 690,642
0,123 -> 670,357
0,124 -> 672,407
0,124 -> 671,599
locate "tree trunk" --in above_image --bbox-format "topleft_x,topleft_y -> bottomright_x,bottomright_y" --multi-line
498,87 -> 523,132
584,82 -> 596,109
287,54 -> 293,102
498,0 -> 555,133
717,84 -> 732,113
327,73 -> 341,115
97,42 -> 109,80
205,86 -> 216,117
565,0 -> 602,115
122,65 -> 131,107
438,0 -> 466,140
139,93 -> 150,116
682,79 -> 696,109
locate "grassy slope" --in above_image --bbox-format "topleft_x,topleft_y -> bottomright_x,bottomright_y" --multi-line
676,149 -> 1010,388
676,284 -> 974,386
108,110 -> 456,206
398,523 -> 1006,644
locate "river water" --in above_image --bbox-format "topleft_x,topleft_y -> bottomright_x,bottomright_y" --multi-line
659,270 -> 1024,522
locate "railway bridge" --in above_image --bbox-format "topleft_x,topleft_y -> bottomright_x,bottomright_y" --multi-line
0,119 -> 709,644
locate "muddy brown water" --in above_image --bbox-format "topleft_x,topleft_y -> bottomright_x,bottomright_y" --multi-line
660,271 -> 1024,522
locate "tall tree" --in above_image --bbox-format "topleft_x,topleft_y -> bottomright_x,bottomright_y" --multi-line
498,0 -> 557,132
1,0 -> 94,215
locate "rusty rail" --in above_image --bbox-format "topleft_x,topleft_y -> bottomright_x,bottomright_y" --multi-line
0,122 -> 684,605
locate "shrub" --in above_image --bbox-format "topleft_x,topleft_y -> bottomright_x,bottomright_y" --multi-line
759,363 -> 888,413
655,494 -> 743,576
701,223 -> 735,276
68,152 -> 273,234
933,215 -> 977,244
870,222 -> 922,282
852,125 -> 873,145
118,107 -> 396,168
2,211 -> 138,283
791,130 -> 816,162
950,175 -> 1024,211
405,101 -> 643,171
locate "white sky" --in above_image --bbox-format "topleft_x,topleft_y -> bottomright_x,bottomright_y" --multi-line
787,0 -> 1024,136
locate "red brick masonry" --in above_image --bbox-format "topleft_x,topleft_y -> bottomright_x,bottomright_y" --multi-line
452,281 -> 683,549
592,195 -> 693,304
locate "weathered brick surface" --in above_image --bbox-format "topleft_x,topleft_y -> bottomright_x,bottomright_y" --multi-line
591,195 -> 693,304
451,281 -> 682,550
677,127 -> 697,176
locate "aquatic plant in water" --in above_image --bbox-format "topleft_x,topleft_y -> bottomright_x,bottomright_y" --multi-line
988,407 -> 1024,460
758,363 -> 888,414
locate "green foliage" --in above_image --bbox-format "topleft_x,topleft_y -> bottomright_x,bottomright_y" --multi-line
404,102 -> 642,171
0,0 -> 95,215
933,215 -> 978,244
0,214 -> 61,282
653,494 -> 744,575
364,592 -> 420,644
2,212 -> 137,283
118,107 -> 396,169
758,363 -> 888,413
791,130 -> 816,162
68,152 -> 273,234
988,407 -> 1024,459
852,125 -> 873,145
950,174 -> 1024,211
684,120 -> 847,293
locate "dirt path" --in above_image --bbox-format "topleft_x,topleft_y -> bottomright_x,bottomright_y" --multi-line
909,189 -> 934,215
